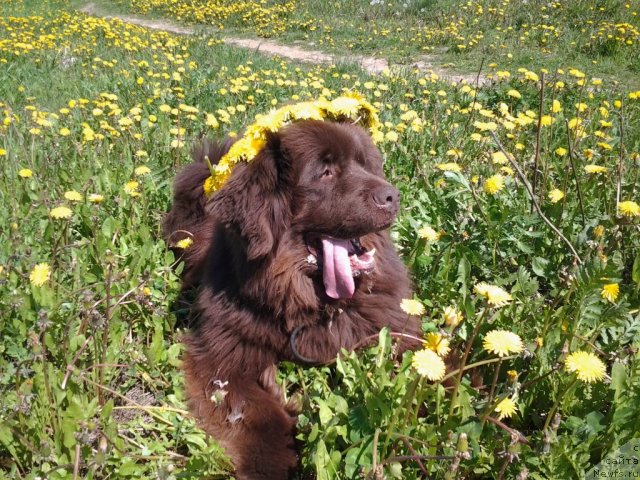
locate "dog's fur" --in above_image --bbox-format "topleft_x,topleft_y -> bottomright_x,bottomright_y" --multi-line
163,120 -> 420,479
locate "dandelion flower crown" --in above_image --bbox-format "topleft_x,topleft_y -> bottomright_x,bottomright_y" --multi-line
203,93 -> 381,197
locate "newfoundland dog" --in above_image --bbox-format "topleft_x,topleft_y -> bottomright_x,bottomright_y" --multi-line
163,119 -> 421,479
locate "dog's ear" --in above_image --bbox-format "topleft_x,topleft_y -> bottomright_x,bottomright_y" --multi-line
208,132 -> 291,261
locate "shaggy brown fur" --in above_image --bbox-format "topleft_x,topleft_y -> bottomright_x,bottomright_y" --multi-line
163,120 -> 420,479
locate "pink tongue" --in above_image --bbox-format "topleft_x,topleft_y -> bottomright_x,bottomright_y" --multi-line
321,237 -> 355,299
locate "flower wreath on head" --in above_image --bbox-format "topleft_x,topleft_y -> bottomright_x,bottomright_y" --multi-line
202,92 -> 382,197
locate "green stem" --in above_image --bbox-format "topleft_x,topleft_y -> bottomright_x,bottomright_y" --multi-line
412,376 -> 425,423
448,307 -> 489,419
384,375 -> 420,455
480,358 -> 503,426
543,377 -> 578,431
441,355 -> 517,383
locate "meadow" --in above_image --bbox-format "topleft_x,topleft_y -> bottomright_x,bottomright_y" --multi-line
1,0 -> 640,478
111,0 -> 640,87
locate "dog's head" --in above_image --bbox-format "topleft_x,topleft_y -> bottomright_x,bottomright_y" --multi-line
209,120 -> 399,300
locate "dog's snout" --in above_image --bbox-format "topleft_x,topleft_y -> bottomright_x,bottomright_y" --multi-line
372,184 -> 400,210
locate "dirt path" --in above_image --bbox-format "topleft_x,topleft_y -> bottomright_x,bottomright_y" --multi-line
78,3 -> 486,85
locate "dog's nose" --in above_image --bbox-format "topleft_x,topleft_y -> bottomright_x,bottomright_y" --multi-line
372,184 -> 400,210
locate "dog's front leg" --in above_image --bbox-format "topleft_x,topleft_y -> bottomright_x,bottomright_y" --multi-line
184,347 -> 299,479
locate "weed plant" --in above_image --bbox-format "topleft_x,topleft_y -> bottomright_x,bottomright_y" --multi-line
1,0 -> 640,478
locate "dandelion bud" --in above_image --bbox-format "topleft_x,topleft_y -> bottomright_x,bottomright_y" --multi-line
551,413 -> 561,431
99,435 -> 108,452
508,438 -> 521,457
593,225 -> 605,239
389,462 -> 402,478
456,433 -> 470,459
443,306 -> 463,328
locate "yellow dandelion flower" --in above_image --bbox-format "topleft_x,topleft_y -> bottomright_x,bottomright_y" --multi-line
540,115 -> 554,126
491,151 -> 509,165
484,174 -> 505,195
400,298 -> 426,316
176,238 -> 194,249
618,200 -> 640,217
124,181 -> 140,196
329,96 -> 361,117
436,162 -> 462,172
203,176 -> 218,197
548,189 -> 565,203
601,283 -> 620,303
443,306 -> 463,328
0,148 -> 6,156
424,332 -> 451,357
568,118 -> 582,130
134,166 -> 151,176
254,110 -> 286,132
412,348 -> 446,381
289,102 -> 324,121
49,206 -> 72,219
554,147 -> 567,156
205,113 -> 219,128
584,165 -> 608,174
473,121 -> 498,132
495,397 -> 518,420
483,330 -> 523,357
507,89 -> 521,99
18,168 -> 33,178
565,351 -> 606,383
474,282 -> 512,307
385,131 -> 399,142
569,68 -> 585,79
29,263 -> 51,287
417,226 -> 440,242
64,190 -> 82,202
88,194 -> 104,203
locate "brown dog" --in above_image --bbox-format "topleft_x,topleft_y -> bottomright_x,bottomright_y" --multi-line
163,120 -> 420,479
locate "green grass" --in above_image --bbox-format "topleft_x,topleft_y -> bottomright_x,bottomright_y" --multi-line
1,0 -> 640,479
104,0 -> 640,88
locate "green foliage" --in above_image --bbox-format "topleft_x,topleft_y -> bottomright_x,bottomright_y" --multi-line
1,0 -> 640,478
